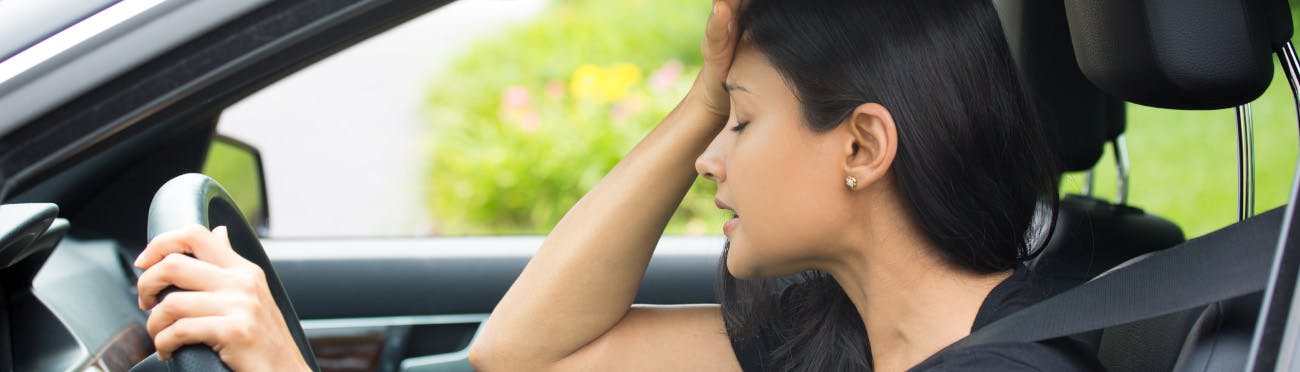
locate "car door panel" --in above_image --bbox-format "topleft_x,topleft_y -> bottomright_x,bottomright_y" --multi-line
268,236 -> 723,371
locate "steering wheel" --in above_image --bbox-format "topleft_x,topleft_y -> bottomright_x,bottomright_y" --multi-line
130,174 -> 319,372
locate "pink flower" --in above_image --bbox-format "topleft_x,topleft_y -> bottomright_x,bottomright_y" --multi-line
544,80 -> 565,100
610,95 -> 647,124
503,85 -> 531,109
500,85 -> 539,133
611,103 -> 632,123
649,60 -> 684,91
519,112 -> 540,133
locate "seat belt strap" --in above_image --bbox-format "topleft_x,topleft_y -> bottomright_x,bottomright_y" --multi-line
947,206 -> 1286,350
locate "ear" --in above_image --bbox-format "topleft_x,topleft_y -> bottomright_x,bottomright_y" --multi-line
841,103 -> 898,190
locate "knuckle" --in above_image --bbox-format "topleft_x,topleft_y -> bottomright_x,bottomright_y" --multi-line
152,299 -> 173,319
146,311 -> 166,336
156,255 -> 184,277
184,224 -> 209,235
147,265 -> 170,284
235,269 -> 266,291
231,292 -> 259,311
154,337 -> 171,354
170,319 -> 191,339
232,274 -> 258,293
228,320 -> 253,342
244,263 -> 265,277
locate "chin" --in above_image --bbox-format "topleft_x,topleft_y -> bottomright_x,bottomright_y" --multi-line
724,238 -> 817,279
725,256 -> 762,279
723,240 -> 790,279
723,240 -> 761,279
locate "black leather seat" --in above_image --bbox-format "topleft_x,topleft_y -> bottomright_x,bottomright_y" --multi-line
995,0 -> 1296,370
994,0 -> 1185,296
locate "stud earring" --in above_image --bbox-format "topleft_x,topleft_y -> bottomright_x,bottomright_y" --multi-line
846,176 -> 858,190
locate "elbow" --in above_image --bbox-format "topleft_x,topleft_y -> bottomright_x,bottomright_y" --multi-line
468,336 -> 518,372
469,336 -> 559,372
467,339 -> 495,371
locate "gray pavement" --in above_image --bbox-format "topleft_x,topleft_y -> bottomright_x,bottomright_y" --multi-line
219,0 -> 548,238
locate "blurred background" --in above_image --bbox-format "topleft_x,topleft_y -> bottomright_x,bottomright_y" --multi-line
214,0 -> 1300,241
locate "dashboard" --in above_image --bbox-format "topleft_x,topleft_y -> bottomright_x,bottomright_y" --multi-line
3,203 -> 151,371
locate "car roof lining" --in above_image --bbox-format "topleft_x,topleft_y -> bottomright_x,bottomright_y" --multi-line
0,0 -> 118,62
0,0 -> 272,139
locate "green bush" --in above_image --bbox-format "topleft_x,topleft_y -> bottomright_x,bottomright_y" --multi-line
203,140 -> 265,227
424,0 -> 721,235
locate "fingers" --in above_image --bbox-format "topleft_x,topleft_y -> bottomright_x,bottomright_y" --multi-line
211,225 -> 233,260
146,291 -> 231,338
704,2 -> 731,50
137,253 -> 231,309
702,1 -> 737,64
153,316 -> 231,361
135,224 -> 205,269
694,0 -> 745,119
136,225 -> 241,270
135,225 -> 296,369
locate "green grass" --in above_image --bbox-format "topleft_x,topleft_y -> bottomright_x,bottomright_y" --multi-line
1063,64 -> 1300,238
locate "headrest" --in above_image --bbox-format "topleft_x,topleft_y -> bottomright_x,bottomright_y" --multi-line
1063,0 -> 1287,110
996,0 -> 1121,172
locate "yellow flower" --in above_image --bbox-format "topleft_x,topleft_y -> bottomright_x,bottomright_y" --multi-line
570,63 -> 641,103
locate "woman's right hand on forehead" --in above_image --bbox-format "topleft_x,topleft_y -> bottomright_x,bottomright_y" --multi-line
694,0 -> 746,122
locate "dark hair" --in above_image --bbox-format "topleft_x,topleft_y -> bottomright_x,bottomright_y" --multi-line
716,0 -> 1060,370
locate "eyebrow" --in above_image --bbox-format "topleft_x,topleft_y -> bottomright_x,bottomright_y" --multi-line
723,82 -> 753,94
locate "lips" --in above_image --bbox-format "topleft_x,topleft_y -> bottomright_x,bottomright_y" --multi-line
715,198 -> 740,234
723,216 -> 740,235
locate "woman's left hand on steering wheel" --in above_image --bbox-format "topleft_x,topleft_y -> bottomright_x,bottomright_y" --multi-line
135,224 -> 308,371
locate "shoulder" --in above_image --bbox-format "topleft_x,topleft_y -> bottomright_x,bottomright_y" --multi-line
916,268 -> 1102,371
910,338 -> 1103,371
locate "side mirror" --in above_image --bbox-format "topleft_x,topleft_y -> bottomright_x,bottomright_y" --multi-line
202,134 -> 270,236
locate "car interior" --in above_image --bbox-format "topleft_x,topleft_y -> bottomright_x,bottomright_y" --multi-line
994,0 -> 1299,371
1,0 -> 1300,371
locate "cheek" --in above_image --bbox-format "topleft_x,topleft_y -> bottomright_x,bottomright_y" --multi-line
725,129 -> 845,276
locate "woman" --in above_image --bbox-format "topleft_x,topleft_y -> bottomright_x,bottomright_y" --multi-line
134,0 -> 1103,370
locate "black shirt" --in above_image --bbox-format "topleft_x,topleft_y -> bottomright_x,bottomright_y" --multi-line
729,268 -> 1103,371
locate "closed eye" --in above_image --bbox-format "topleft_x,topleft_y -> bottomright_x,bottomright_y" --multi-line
730,121 -> 750,133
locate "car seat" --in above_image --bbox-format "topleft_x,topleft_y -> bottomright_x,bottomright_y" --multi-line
995,0 -> 1294,370
994,0 -> 1186,298
1054,0 -> 1293,370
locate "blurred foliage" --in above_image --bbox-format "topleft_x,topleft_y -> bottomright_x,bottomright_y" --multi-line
203,139 -> 265,228
423,0 -> 723,235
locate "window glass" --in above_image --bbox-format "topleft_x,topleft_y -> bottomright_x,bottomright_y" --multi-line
202,138 -> 267,231
217,0 -> 716,238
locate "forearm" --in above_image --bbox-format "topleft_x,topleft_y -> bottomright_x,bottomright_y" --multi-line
471,89 -> 726,368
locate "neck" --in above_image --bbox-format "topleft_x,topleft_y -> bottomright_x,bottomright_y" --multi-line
823,225 -> 1012,372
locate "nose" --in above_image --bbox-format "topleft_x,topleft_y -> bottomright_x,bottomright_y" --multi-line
695,129 -> 728,183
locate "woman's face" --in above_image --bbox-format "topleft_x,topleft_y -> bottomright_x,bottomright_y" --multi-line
696,42 -> 855,279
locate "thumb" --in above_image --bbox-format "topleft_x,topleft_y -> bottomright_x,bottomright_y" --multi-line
208,226 -> 241,267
